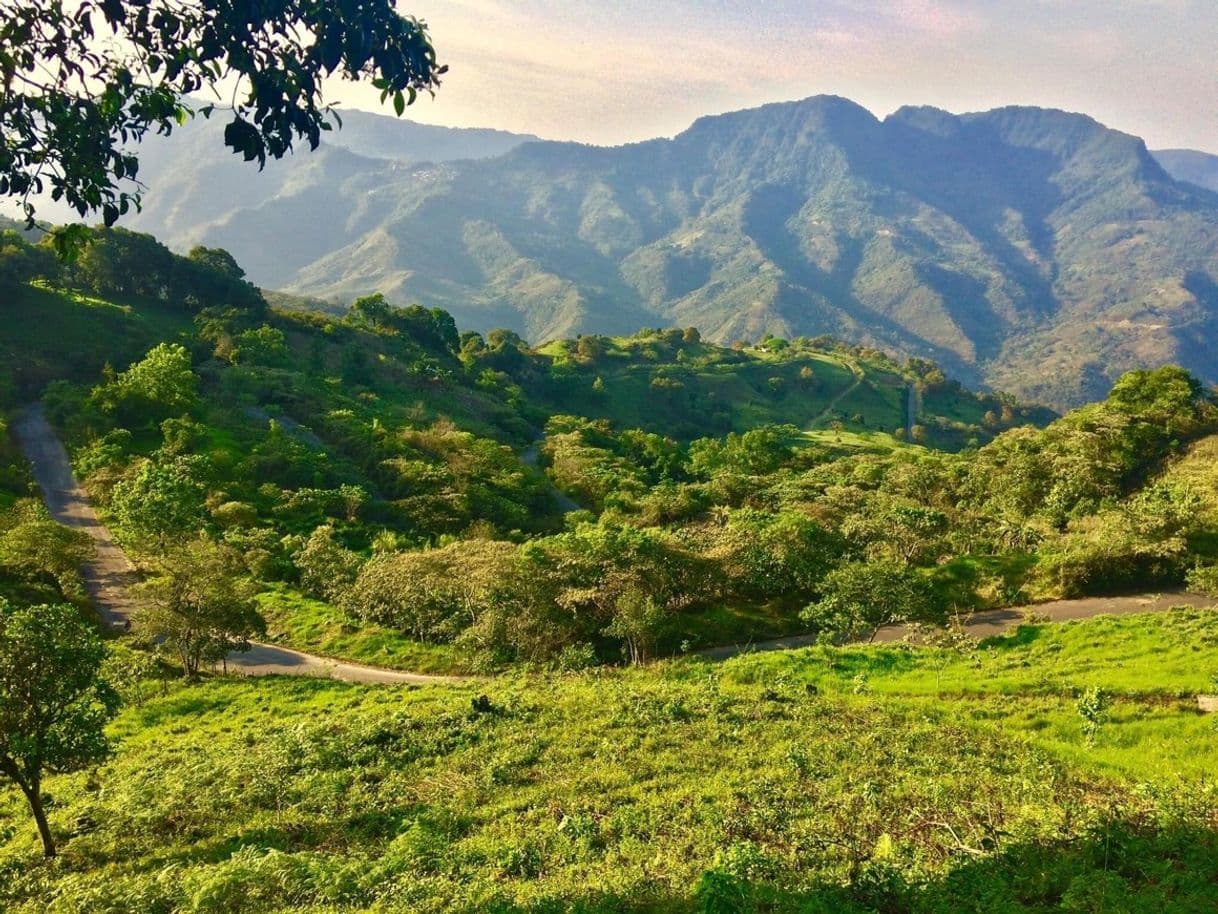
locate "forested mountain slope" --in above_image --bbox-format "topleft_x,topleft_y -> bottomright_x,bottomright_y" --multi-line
1154,147 -> 1218,192
94,113 -> 536,288
249,97 -> 1218,408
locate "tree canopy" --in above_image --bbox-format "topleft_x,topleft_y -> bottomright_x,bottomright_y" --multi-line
0,600 -> 118,856
0,0 -> 445,245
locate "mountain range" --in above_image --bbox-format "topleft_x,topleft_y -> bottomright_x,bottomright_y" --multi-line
118,97 -> 1218,407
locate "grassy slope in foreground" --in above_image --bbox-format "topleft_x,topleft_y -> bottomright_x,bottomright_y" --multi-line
1,609 -> 1214,913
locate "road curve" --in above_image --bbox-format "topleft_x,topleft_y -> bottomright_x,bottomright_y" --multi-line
11,405 -> 460,686
698,591 -> 1218,660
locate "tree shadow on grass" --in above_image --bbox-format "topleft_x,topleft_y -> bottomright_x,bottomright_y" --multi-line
488,820 -> 1218,913
979,622 -> 1047,651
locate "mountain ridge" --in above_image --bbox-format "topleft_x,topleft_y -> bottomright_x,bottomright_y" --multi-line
93,97 -> 1218,406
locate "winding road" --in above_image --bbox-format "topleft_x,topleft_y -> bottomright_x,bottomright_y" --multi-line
12,405 -> 458,686
521,438 -> 582,513
698,591 -> 1218,660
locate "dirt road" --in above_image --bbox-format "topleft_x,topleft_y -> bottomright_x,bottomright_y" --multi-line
809,357 -> 865,428
698,591 -> 1218,660
12,405 -> 458,686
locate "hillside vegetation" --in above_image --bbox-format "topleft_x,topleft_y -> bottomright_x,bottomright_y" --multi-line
2,221 -> 1218,913
135,96 -> 1218,409
4,227 -> 1218,677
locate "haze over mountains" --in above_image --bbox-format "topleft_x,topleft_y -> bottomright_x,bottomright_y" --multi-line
123,97 -> 1218,407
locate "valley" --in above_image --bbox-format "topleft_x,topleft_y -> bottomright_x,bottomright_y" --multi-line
2,11 -> 1218,907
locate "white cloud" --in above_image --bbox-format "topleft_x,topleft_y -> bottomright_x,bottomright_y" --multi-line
336,1 -> 1218,152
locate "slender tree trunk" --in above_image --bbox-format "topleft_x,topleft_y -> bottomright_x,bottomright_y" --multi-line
19,778 -> 55,858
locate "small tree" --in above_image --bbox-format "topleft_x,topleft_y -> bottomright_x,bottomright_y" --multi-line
296,526 -> 364,603
137,540 -> 265,678
605,589 -> 666,666
350,292 -> 394,329
0,508 -> 94,598
93,343 -> 198,422
108,458 -> 206,549
0,601 -> 119,857
576,335 -> 605,362
802,559 -> 944,642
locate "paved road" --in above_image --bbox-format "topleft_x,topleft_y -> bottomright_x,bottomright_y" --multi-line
698,591 -> 1217,660
12,406 -> 142,629
12,405 -> 458,686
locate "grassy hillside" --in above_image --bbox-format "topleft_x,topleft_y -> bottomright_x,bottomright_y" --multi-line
527,330 -> 1047,446
0,282 -> 190,403
9,237 -> 1218,672
4,230 -> 1216,682
1,609 -> 1215,912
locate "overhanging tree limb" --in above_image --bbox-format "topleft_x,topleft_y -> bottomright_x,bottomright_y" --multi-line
0,0 -> 446,253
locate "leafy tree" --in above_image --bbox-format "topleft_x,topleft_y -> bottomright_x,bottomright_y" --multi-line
720,509 -> 840,602
177,247 -> 267,313
233,326 -> 289,366
689,425 -> 796,477
603,589 -> 665,667
0,229 -> 59,285
841,496 -> 949,564
109,457 -> 206,548
68,227 -> 176,297
576,335 -> 605,362
0,506 -> 94,598
393,305 -> 460,354
295,526 -> 364,603
544,524 -> 714,664
350,293 -> 394,329
0,600 -> 118,857
2,0 -> 445,239
1186,563 -> 1218,597
93,342 -> 198,421
137,540 -> 265,678
801,560 -> 944,642
344,539 -> 520,642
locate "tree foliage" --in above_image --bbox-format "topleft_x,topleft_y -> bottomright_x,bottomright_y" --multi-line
137,539 -> 264,677
109,456 -> 207,548
92,342 -> 198,421
802,560 -> 945,642
1,0 -> 445,242
0,600 -> 118,856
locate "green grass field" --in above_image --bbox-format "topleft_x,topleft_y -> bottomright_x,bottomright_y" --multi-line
2,610 -> 1214,913
0,282 -> 190,407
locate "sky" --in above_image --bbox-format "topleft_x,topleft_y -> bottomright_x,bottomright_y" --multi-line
326,0 -> 1218,152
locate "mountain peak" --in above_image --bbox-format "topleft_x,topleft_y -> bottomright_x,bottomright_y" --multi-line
683,94 -> 879,136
